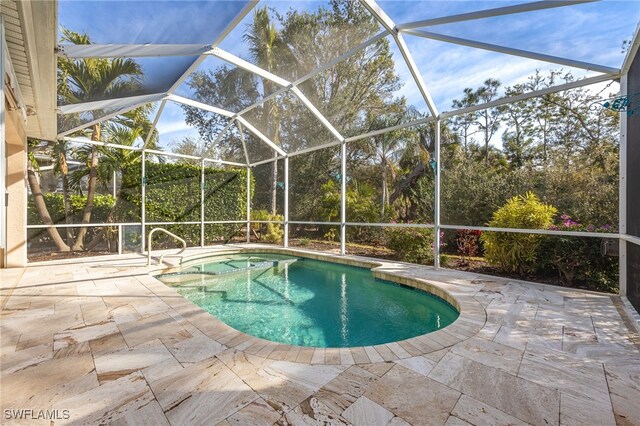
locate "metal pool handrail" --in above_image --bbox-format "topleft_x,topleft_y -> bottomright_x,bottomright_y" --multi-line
148,227 -> 187,266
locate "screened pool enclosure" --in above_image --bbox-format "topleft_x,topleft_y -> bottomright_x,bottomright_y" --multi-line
27,0 -> 640,304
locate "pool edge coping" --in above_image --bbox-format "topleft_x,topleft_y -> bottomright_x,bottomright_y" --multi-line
147,246 -> 487,365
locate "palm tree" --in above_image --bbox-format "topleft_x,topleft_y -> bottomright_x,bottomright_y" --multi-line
244,8 -> 289,215
69,124 -> 150,251
58,28 -> 143,250
51,140 -> 74,246
27,28 -> 148,252
365,106 -> 417,217
26,139 -> 72,251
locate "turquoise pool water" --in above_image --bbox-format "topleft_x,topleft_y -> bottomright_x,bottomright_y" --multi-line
158,253 -> 459,348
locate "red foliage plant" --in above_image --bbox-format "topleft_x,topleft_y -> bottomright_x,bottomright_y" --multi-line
456,229 -> 483,265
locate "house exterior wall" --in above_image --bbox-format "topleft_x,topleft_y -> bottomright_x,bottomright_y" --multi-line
4,99 -> 27,267
627,46 -> 640,311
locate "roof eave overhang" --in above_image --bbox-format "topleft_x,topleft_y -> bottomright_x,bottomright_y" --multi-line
15,0 -> 57,141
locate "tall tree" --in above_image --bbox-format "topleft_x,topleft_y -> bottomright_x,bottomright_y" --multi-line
55,28 -> 144,250
51,140 -> 74,245
183,1 -> 406,222
474,78 -> 502,163
450,88 -> 478,153
362,107 -> 413,216
245,7 -> 290,215
26,140 -> 72,251
501,83 -> 536,168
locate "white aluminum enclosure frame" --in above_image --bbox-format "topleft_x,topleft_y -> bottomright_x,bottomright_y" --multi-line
42,0 -> 635,297
617,21 -> 640,296
0,18 -> 6,267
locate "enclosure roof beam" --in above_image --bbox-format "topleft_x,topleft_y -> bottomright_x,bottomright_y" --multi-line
622,21 -> 640,74
56,1 -> 258,140
236,115 -> 286,157
208,47 -> 291,87
286,139 -> 344,158
142,100 -> 166,149
402,29 -> 620,75
439,73 -> 619,118
166,0 -> 259,95
236,121 -> 251,166
144,148 -> 244,164
346,115 -> 435,143
63,136 -> 140,151
58,44 -> 211,58
166,94 -> 235,118
248,70 -> 617,159
290,87 -> 345,142
206,119 -> 240,161
62,136 -> 246,166
360,0 -> 439,116
250,155 -> 286,167
397,0 -> 599,30
235,31 -> 387,118
360,0 -> 396,34
250,112 -> 433,163
293,31 -> 388,87
57,93 -> 166,115
57,97 -> 163,138
209,48 -> 345,143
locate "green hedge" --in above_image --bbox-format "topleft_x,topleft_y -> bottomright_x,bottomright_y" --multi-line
121,162 -> 252,246
27,193 -> 116,246
27,163 -> 252,249
28,193 -> 115,226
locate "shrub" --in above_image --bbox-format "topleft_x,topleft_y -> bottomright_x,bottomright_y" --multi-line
299,237 -> 311,247
539,215 -> 618,292
320,179 -> 380,243
324,228 -> 338,242
27,194 -> 116,247
481,192 -> 557,274
456,229 -> 482,265
385,226 -> 435,265
251,210 -> 284,243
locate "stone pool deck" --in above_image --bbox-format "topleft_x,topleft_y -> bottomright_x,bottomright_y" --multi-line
1,245 -> 639,425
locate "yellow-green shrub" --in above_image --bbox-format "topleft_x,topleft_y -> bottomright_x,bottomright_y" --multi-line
251,210 -> 284,243
481,192 -> 557,274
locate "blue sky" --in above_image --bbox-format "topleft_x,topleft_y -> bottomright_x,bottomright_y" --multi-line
58,0 -> 640,153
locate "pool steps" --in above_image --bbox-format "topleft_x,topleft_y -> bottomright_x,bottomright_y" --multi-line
161,258 -> 299,278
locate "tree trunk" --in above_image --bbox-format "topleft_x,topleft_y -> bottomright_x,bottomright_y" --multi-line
389,162 -> 426,205
270,151 -> 277,215
268,97 -> 280,216
484,113 -> 489,164
59,150 -> 74,246
72,124 -> 100,250
85,193 -> 123,251
62,174 -> 74,246
463,127 -> 468,152
381,156 -> 387,217
26,168 -> 70,252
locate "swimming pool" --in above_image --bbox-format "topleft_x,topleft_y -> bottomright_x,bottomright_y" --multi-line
158,253 -> 459,348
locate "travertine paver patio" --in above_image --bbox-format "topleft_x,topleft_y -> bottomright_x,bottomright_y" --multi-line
1,245 -> 639,425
